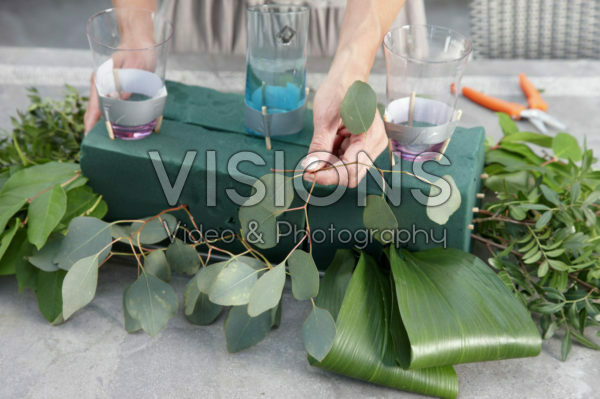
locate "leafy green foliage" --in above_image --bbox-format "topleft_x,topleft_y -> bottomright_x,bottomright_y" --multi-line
340,81 -> 377,135
144,250 -> 171,282
184,272 -> 222,325
208,258 -> 259,306
475,113 -> 600,360
0,86 -> 86,168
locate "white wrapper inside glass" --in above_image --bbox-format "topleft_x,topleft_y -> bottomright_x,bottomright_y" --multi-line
384,97 -> 459,146
95,59 -> 167,127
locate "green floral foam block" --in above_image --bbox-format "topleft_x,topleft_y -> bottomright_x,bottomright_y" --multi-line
81,81 -> 484,267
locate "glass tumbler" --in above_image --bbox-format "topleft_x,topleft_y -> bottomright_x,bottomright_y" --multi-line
86,8 -> 173,140
244,4 -> 309,137
383,25 -> 471,161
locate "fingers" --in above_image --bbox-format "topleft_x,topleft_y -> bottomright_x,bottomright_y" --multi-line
84,73 -> 102,133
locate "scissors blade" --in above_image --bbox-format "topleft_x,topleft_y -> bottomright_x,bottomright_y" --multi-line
521,109 -> 567,131
528,117 -> 548,134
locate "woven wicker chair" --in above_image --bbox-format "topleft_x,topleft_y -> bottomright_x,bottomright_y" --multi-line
470,0 -> 600,59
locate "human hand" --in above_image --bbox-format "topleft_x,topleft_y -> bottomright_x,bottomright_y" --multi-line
302,74 -> 388,188
84,37 -> 157,133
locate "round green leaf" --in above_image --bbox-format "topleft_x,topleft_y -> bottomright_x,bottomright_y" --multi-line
208,260 -> 259,306
302,305 -> 336,362
165,238 -> 200,276
27,184 -> 67,250
288,250 -> 320,300
129,214 -> 178,245
144,250 -> 171,282
125,272 -> 178,336
247,263 -> 286,317
27,233 -> 64,272
426,175 -> 461,226
62,254 -> 99,320
36,269 -> 66,323
553,132 -> 582,161
362,195 -> 398,244
224,305 -> 272,353
340,80 -> 377,135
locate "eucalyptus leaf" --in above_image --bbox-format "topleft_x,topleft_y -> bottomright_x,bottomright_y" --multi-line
144,250 -> 171,282
288,249 -> 320,300
27,184 -> 67,249
247,263 -> 286,317
426,175 -> 461,225
302,305 -> 336,362
27,233 -> 63,272
62,254 -> 99,320
36,269 -> 66,323
129,214 -> 178,245
165,238 -> 200,276
339,80 -> 377,135
363,195 -> 398,244
224,305 -> 272,353
54,216 -> 111,270
125,272 -> 178,336
239,173 -> 294,249
209,259 -> 259,306
123,285 -> 141,333
184,272 -> 222,325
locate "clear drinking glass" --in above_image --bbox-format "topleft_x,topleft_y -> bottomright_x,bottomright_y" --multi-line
383,25 -> 472,161
244,4 -> 309,137
86,8 -> 173,140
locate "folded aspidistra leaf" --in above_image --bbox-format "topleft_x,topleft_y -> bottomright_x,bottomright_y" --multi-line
389,248 -> 542,369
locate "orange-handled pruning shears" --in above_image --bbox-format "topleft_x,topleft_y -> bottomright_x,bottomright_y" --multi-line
461,73 -> 565,134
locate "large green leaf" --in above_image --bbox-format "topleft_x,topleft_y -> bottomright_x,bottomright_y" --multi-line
389,248 -> 542,369
340,80 -> 377,135
497,112 -> 518,136
0,218 -> 20,271
426,175 -> 461,225
501,131 -> 553,148
54,216 -> 111,270
288,249 -> 320,300
224,305 -> 272,353
27,184 -> 67,250
36,269 -> 67,323
363,195 -> 398,244
61,185 -> 103,224
0,162 -> 79,233
165,238 -> 200,275
311,253 -> 458,399
124,272 -> 178,336
184,272 -> 222,325
62,254 -> 99,320
247,263 -> 285,317
314,249 -> 356,321
238,173 -> 294,249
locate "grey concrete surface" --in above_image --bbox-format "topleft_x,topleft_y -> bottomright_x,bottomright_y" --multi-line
1,261 -> 599,399
0,46 -> 599,398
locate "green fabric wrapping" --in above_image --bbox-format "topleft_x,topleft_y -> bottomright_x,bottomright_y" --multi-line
81,81 -> 484,266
